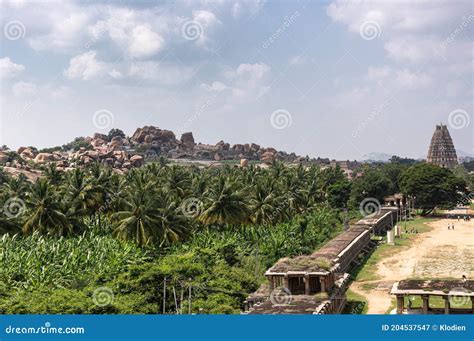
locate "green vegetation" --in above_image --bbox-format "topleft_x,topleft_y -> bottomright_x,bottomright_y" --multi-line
1,228 -> 149,290
404,294 -> 471,309
0,158 -> 470,314
0,162 -> 345,314
107,128 -> 125,141
342,289 -> 368,314
400,163 -> 470,215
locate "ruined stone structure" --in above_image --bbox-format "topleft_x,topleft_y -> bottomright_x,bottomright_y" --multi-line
391,280 -> 474,314
243,206 -> 401,314
427,124 -> 458,169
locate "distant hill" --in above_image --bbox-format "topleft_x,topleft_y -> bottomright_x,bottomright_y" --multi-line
457,149 -> 474,162
359,152 -> 393,163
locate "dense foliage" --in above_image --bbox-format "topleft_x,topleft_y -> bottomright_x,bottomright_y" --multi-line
400,163 -> 470,215
0,162 -> 346,314
0,159 -> 470,314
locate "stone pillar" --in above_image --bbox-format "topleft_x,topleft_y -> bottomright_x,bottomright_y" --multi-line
422,295 -> 429,314
387,229 -> 394,244
396,295 -> 404,314
283,275 -> 289,290
268,276 -> 274,291
304,275 -> 310,295
320,277 -> 326,293
443,296 -> 450,315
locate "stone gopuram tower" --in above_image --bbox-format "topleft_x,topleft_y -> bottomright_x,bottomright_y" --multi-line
427,124 -> 458,168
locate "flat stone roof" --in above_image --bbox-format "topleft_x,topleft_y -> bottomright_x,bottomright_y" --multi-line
247,295 -> 328,314
267,255 -> 333,274
391,280 -> 474,296
312,226 -> 368,259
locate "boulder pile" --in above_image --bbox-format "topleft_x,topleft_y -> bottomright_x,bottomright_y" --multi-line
0,125 -> 305,173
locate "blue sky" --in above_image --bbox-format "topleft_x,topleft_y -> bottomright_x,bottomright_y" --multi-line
1,0 -> 472,160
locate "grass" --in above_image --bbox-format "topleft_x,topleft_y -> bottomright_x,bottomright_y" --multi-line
342,289 -> 368,314
361,282 -> 378,291
352,217 -> 435,282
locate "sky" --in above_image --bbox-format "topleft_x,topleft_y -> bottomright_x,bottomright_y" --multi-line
0,0 -> 472,160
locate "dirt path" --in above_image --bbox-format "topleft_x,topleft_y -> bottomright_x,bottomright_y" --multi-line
350,217 -> 474,314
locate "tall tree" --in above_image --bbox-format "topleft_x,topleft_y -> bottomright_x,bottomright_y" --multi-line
400,163 -> 469,215
23,179 -> 77,236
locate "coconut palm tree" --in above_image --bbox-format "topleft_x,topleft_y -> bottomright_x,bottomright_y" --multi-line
249,180 -> 286,225
112,186 -> 190,246
43,163 -> 63,185
199,178 -> 251,226
112,186 -> 162,246
155,194 -> 191,246
23,178 -> 75,236
62,168 -> 98,218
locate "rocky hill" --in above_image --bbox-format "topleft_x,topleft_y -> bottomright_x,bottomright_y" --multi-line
0,125 -> 319,174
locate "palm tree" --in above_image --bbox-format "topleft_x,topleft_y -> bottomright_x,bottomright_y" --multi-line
23,178 -> 76,236
199,178 -> 251,226
44,163 -> 63,185
112,187 -> 190,247
112,186 -> 162,246
62,168 -> 98,218
155,194 -> 191,246
164,165 -> 192,199
249,179 -> 286,225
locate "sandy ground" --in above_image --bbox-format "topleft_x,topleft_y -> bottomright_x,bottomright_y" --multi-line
350,216 -> 474,314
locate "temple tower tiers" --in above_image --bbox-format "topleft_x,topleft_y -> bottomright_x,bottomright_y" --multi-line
426,124 -> 458,169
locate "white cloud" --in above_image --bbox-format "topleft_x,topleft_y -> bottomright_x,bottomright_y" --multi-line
0,57 -> 25,78
104,8 -> 167,59
207,62 -> 271,102
127,24 -> 164,58
394,69 -> 432,89
326,0 -> 471,64
326,1 -> 462,35
202,81 -> 227,92
187,10 -> 220,46
235,62 -> 270,79
128,62 -> 195,85
64,51 -> 105,80
49,85 -> 71,100
367,66 -> 432,90
232,3 -> 242,18
109,69 -> 123,79
231,0 -> 265,18
289,55 -> 315,66
12,81 -> 37,97
28,9 -> 95,52
367,66 -> 391,82
384,36 -> 443,63
193,10 -> 218,27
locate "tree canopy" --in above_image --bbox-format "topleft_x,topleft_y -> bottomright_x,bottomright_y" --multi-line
400,163 -> 469,215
